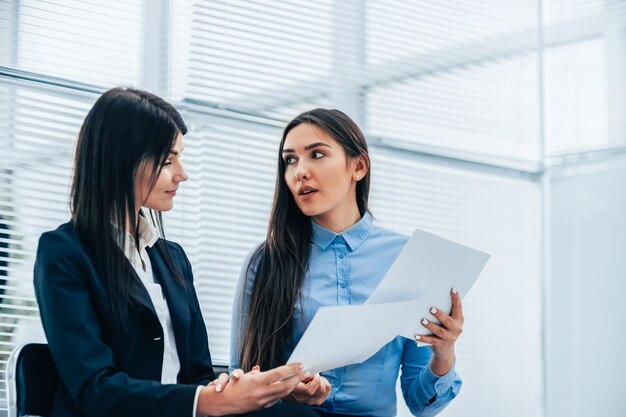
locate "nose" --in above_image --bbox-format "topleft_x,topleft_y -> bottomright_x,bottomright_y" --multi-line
293,160 -> 310,181
174,163 -> 189,183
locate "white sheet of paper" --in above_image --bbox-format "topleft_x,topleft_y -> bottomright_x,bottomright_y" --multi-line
286,300 -> 416,374
286,228 -> 490,372
366,229 -> 490,340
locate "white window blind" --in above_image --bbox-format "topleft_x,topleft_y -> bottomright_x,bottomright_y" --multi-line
544,0 -> 626,155
6,0 -> 144,87
0,82 -> 95,407
364,0 -> 541,163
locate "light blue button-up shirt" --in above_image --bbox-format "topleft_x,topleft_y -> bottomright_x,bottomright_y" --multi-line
231,213 -> 461,417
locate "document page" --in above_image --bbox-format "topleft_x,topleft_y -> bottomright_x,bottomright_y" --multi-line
287,300 -> 417,374
286,228 -> 490,373
366,229 -> 490,339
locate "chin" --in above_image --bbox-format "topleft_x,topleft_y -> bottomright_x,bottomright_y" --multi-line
296,205 -> 327,218
145,201 -> 174,212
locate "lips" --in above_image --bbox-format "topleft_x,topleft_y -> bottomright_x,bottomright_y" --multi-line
297,185 -> 318,201
165,189 -> 177,197
298,185 -> 317,195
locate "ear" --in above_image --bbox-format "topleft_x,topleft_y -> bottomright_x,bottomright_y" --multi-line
352,154 -> 369,181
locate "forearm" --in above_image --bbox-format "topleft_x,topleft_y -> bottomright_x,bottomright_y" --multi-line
196,385 -> 239,417
401,347 -> 461,417
429,347 -> 455,376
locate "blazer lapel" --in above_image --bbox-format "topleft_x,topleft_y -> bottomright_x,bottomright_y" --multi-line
131,272 -> 159,318
146,244 -> 191,359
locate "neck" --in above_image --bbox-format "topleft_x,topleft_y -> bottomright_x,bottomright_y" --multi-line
124,209 -> 142,234
312,203 -> 361,233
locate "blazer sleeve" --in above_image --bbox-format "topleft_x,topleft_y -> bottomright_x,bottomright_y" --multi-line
168,241 -> 216,385
34,231 -> 199,417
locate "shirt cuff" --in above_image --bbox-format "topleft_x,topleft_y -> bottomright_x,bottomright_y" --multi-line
420,360 -> 457,400
192,385 -> 203,417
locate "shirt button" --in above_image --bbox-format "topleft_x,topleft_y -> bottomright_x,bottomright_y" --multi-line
340,282 -> 347,288
338,254 -> 344,259
336,236 -> 344,242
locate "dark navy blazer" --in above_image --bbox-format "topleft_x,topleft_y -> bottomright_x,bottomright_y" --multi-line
34,221 -> 215,417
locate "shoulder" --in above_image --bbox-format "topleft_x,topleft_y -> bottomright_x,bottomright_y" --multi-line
35,221 -> 90,286
37,221 -> 84,258
369,223 -> 410,248
242,242 -> 265,274
158,238 -> 194,281
235,242 -> 265,292
162,239 -> 186,260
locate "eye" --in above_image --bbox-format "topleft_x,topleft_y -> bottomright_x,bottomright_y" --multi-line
162,160 -> 172,167
312,150 -> 325,159
284,155 -> 297,165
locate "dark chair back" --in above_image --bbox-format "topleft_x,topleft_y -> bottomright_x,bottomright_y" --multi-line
6,343 -> 57,417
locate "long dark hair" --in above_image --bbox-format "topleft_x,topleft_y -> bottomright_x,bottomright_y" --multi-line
240,108 -> 371,370
71,87 -> 187,326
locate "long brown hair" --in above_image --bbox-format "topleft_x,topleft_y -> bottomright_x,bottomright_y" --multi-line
239,108 -> 371,370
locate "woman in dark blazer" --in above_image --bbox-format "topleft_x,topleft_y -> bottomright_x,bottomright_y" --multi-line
34,88 -> 318,417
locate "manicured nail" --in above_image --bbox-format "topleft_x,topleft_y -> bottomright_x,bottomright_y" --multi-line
298,363 -> 305,370
421,318 -> 429,326
414,334 -> 421,340
215,383 -> 222,392
303,371 -> 311,379
232,371 -> 240,378
430,307 -> 437,314
451,287 -> 458,294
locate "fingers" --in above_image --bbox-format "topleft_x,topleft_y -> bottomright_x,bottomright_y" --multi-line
291,374 -> 328,405
231,368 -> 244,381
429,307 -> 462,334
416,307 -> 463,347
301,373 -> 315,384
450,288 -> 464,322
413,333 -> 442,346
420,318 -> 448,338
213,372 -> 229,392
308,376 -> 331,405
303,374 -> 322,395
263,363 -> 305,383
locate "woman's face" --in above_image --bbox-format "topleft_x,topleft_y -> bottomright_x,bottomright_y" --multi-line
282,123 -> 366,225
135,132 -> 188,212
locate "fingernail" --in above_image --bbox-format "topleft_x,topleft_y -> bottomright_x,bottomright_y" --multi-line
232,371 -> 240,378
430,307 -> 437,314
215,383 -> 222,392
414,334 -> 421,340
303,371 -> 311,379
451,287 -> 458,294
421,318 -> 429,325
298,363 -> 305,370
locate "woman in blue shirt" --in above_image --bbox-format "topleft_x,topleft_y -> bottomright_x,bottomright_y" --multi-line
231,109 -> 464,417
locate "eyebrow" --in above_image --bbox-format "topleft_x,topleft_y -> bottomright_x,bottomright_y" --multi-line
170,147 -> 184,156
282,142 -> 332,153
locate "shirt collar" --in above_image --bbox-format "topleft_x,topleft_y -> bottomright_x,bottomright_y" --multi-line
135,215 -> 160,249
310,212 -> 374,251
115,214 -> 160,259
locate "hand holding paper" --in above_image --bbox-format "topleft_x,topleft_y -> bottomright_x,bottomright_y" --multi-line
365,229 -> 489,339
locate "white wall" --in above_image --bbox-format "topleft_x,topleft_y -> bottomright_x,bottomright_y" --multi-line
548,156 -> 626,417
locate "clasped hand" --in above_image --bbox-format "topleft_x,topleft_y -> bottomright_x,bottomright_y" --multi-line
198,363 -> 306,416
